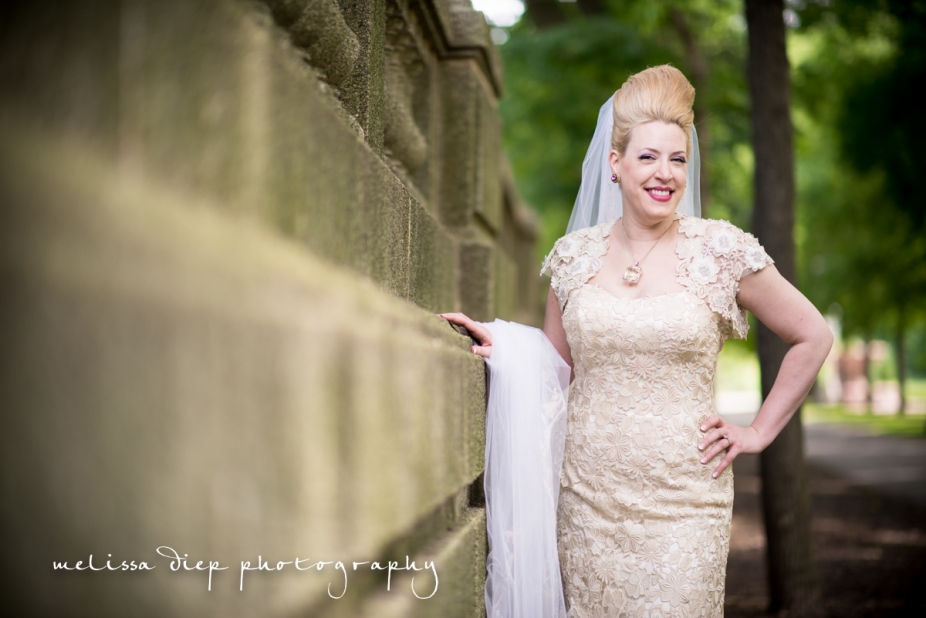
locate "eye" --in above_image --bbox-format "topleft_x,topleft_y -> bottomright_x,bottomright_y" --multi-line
672,156 -> 687,164
639,154 -> 656,161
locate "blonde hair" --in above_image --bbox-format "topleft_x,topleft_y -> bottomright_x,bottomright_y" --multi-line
611,65 -> 695,156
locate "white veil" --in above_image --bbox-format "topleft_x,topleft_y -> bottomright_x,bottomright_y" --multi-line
481,319 -> 570,618
566,95 -> 701,235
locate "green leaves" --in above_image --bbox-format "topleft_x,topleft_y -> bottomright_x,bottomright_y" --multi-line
792,0 -> 926,349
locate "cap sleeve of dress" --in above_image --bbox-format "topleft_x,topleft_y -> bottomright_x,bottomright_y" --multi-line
540,237 -> 570,314
676,217 -> 774,340
540,226 -> 609,314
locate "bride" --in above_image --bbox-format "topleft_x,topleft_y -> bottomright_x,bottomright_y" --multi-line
441,65 -> 832,617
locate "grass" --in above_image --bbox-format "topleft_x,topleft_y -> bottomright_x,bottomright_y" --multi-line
803,403 -> 926,439
907,377 -> 926,399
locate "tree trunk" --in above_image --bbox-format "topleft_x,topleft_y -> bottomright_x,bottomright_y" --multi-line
745,0 -> 823,615
523,0 -> 566,28
864,335 -> 872,413
896,315 -> 907,415
576,0 -> 606,16
669,8 -> 712,216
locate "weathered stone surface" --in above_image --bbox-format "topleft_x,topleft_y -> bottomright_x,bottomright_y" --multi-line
0,126 -> 485,615
262,0 -> 362,87
494,247 -> 519,322
336,0 -> 387,152
439,61 -> 481,229
0,0 -> 540,614
430,0 -> 504,95
458,242 -> 494,322
498,169 -> 544,325
351,508 -> 487,618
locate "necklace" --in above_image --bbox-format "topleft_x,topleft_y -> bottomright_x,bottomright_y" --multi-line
619,218 -> 674,285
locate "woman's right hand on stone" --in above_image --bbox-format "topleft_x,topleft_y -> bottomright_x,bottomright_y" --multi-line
438,313 -> 492,358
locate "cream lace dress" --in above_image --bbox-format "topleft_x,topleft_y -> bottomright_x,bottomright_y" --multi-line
540,214 -> 773,618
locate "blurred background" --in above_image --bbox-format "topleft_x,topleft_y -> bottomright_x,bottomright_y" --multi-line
476,1 -> 926,614
477,0 -> 926,423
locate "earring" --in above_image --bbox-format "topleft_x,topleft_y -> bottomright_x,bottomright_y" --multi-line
611,172 -> 621,184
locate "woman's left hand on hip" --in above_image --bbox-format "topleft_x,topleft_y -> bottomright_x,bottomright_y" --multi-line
697,416 -> 764,478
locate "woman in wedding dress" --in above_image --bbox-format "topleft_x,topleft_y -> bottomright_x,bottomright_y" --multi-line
441,65 -> 832,618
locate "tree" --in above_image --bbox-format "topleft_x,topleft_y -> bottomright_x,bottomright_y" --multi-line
745,0 -> 822,615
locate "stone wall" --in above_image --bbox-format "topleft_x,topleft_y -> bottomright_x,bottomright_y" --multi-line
0,1 -> 541,615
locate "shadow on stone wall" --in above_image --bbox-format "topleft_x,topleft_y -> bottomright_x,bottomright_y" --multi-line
0,1 -> 541,615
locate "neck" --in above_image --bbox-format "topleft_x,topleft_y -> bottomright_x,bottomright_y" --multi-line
620,211 -> 677,241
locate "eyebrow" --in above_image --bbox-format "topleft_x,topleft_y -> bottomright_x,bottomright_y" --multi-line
637,148 -> 688,156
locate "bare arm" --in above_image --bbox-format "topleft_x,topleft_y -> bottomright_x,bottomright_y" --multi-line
698,264 -> 833,476
542,285 -> 574,378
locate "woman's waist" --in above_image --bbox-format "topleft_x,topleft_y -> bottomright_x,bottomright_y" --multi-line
559,422 -> 731,496
569,370 -> 714,401
559,465 -> 733,518
560,454 -> 733,515
566,390 -> 715,424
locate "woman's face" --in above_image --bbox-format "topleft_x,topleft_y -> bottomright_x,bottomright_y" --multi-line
609,121 -> 688,224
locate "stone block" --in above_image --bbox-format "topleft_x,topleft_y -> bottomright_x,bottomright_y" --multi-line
0,1 -> 545,614
457,242 -> 493,322
429,0 -> 503,96
438,61 -> 479,229
475,89 -> 502,232
350,508 -> 487,618
0,0 -> 458,310
0,121 -> 485,615
336,0 -> 387,153
438,59 -> 500,232
493,247 -> 519,322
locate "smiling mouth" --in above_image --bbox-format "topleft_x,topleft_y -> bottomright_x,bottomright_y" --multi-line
646,187 -> 674,198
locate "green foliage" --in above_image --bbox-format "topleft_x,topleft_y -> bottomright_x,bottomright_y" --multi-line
837,2 -> 926,231
792,0 -> 926,367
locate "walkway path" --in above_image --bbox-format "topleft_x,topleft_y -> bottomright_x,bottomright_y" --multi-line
721,412 -> 926,507
804,422 -> 926,508
721,416 -> 926,617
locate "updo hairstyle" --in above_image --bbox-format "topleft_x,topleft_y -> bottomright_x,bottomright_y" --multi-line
611,65 -> 696,157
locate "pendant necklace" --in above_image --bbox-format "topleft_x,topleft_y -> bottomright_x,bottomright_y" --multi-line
619,218 -> 674,285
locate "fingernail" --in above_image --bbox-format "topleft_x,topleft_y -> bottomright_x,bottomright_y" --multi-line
698,444 -> 704,450
712,472 -> 718,478
700,426 -> 706,431
700,458 -> 706,464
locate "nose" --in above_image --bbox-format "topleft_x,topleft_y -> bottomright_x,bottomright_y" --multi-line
654,156 -> 672,181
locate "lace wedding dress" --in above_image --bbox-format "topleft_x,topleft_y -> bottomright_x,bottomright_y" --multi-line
538,214 -> 773,618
